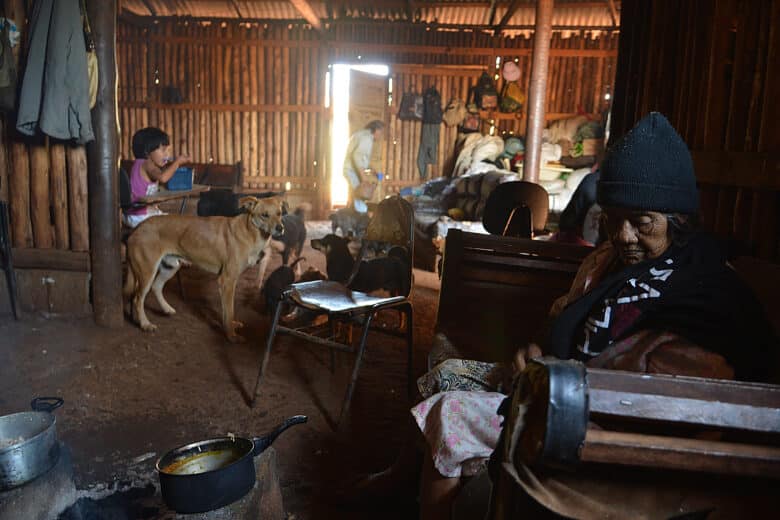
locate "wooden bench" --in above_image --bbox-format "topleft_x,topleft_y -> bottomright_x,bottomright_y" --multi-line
436,230 -> 592,362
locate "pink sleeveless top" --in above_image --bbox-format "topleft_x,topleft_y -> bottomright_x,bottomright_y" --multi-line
127,159 -> 159,215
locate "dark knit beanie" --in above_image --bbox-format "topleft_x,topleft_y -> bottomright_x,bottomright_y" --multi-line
597,112 -> 699,214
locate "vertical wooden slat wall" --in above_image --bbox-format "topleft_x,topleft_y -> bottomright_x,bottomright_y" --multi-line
116,19 -> 617,199
0,18 -> 619,251
612,0 -> 780,262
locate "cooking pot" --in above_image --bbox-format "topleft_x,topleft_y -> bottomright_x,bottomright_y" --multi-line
0,397 -> 64,491
156,415 -> 307,514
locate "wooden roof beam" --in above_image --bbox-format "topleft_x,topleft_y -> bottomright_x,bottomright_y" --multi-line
289,0 -> 322,30
606,0 -> 618,26
493,0 -> 521,36
487,0 -> 498,26
229,0 -> 243,18
140,0 -> 156,17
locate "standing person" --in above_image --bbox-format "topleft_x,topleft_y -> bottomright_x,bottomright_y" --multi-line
124,127 -> 191,228
343,120 -> 384,213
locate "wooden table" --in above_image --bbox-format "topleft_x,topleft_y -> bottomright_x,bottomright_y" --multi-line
138,184 -> 210,213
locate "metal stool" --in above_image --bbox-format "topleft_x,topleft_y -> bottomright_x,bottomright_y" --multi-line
0,201 -> 20,319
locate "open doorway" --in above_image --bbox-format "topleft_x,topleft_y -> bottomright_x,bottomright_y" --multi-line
329,64 -> 389,208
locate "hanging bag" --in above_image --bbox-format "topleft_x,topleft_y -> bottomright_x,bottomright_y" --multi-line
499,80 -> 525,113
80,0 -> 98,109
398,91 -> 423,121
474,71 -> 498,110
459,103 -> 481,133
422,86 -> 443,124
442,98 -> 466,127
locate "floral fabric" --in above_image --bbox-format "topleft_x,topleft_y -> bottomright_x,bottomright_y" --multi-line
411,391 -> 505,478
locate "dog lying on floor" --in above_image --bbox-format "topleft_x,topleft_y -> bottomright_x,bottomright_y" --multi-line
310,234 -> 411,296
124,196 -> 285,342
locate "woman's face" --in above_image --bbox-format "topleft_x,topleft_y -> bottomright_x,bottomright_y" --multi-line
601,207 -> 671,265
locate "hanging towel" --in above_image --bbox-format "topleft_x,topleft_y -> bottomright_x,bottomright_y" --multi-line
16,0 -> 94,143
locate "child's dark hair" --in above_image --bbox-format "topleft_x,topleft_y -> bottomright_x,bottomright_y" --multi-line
132,127 -> 170,159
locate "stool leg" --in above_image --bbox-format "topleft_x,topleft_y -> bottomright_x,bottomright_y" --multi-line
338,312 -> 375,426
252,296 -> 285,407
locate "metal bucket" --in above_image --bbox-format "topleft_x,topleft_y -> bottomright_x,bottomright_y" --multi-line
0,397 -> 63,491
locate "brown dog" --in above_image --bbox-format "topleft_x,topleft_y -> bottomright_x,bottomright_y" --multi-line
124,196 -> 285,342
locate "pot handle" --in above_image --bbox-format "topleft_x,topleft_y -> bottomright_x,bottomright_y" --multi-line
251,415 -> 307,457
31,397 -> 64,413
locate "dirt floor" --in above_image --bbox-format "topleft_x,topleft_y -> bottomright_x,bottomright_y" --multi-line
0,221 -> 440,519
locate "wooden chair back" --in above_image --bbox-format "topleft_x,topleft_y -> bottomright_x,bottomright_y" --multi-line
437,230 -> 591,362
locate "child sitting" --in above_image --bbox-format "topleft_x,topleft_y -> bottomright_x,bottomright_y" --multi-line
124,127 -> 191,228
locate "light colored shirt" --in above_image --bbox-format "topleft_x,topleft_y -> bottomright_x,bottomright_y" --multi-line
343,128 -> 374,179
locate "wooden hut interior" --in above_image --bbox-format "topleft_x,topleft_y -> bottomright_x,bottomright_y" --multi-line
0,0 -> 778,518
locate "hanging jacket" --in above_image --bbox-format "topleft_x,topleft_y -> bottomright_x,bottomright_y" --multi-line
16,0 -> 94,143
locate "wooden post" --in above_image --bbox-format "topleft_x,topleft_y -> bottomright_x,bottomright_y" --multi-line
9,140 -> 32,247
66,146 -> 89,252
29,141 -> 53,248
522,0 -> 554,183
86,0 -> 123,327
50,143 -> 70,250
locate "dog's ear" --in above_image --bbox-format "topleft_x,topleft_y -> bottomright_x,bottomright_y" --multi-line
281,199 -> 290,215
238,197 -> 259,212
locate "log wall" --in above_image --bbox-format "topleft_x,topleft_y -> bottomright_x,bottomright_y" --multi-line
0,15 -> 618,278
116,19 -> 617,203
612,0 -> 780,262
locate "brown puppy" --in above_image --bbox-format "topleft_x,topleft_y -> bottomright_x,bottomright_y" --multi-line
124,196 -> 284,342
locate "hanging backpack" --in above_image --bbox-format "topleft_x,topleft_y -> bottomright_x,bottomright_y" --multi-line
398,91 -> 423,121
474,71 -> 498,110
422,86 -> 442,124
499,81 -> 525,113
0,18 -> 17,113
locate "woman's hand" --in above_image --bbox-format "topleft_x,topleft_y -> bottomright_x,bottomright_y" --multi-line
512,343 -> 543,374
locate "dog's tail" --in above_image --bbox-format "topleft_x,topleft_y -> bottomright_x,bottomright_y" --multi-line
293,202 -> 312,219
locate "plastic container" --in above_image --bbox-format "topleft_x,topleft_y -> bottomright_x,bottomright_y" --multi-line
167,167 -> 193,191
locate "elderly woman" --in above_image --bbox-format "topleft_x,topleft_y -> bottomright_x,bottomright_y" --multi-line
384,113 -> 776,519
411,113 -> 777,519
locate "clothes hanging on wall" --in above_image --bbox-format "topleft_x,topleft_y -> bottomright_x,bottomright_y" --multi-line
16,0 -> 94,143
417,123 -> 439,180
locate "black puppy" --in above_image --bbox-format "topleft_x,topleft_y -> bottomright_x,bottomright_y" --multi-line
352,246 -> 411,296
310,234 -> 355,283
329,208 -> 370,238
257,203 -> 310,286
262,257 -> 305,315
270,203 -> 309,266
311,235 -> 410,295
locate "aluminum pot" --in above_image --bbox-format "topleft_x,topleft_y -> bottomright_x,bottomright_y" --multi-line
156,415 -> 307,514
0,397 -> 63,491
